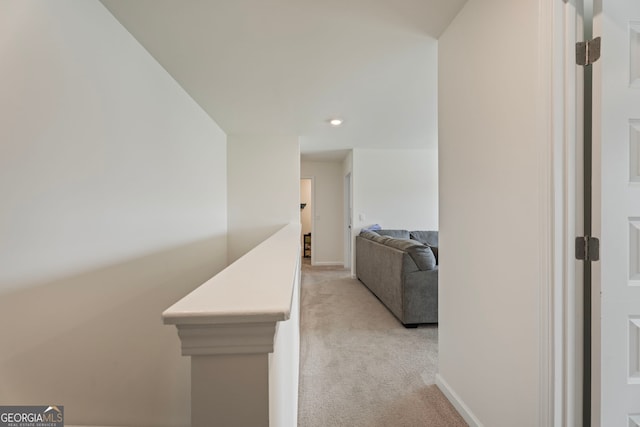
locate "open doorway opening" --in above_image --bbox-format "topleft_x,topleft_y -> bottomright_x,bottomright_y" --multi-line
300,178 -> 313,264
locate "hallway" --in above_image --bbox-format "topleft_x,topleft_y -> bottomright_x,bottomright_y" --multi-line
298,263 -> 466,427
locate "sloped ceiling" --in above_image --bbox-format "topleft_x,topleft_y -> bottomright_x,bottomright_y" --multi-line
100,0 -> 466,158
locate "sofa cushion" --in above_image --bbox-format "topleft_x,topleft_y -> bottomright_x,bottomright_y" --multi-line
384,238 -> 436,271
371,234 -> 391,245
410,230 -> 438,247
359,230 -> 380,240
378,229 -> 410,239
359,230 -> 389,244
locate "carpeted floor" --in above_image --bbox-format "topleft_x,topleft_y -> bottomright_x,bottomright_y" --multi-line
298,263 -> 467,427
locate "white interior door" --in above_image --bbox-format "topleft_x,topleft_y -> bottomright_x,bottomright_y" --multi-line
594,0 -> 640,424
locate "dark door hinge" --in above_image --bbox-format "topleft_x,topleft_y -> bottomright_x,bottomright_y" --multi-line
576,37 -> 601,66
576,236 -> 600,261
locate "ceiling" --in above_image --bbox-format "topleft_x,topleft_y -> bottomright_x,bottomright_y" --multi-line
100,0 -> 467,161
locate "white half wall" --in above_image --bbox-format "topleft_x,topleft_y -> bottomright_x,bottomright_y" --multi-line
0,1 -> 227,426
437,0 -> 546,426
301,161 -> 344,265
352,148 -> 438,232
227,134 -> 300,263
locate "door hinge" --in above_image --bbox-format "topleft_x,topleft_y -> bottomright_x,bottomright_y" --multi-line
576,37 -> 601,66
576,236 -> 600,261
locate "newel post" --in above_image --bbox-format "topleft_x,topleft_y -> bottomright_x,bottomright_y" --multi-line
165,320 -> 280,427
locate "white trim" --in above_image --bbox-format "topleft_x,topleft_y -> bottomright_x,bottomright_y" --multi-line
435,374 -> 483,427
301,175 -> 315,263
556,1 -> 585,425
558,1 -> 584,425
538,0 -> 560,424
344,171 -> 353,270
311,261 -> 344,267
538,1 -> 583,425
589,0 -> 601,423
564,1 -> 582,425
174,322 -> 277,355
310,176 -> 316,265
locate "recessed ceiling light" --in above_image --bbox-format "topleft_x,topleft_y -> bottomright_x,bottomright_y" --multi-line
329,118 -> 343,126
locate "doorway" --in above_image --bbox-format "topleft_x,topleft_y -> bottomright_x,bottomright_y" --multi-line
300,178 -> 313,263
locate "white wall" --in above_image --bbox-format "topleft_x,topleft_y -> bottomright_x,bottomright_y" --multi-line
301,161 -> 344,265
352,148 -> 438,232
0,1 -> 227,426
227,134 -> 300,262
437,1 -> 545,426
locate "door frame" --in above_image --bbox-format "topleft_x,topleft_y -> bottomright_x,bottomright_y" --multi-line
344,172 -> 352,270
300,176 -> 315,264
542,0 -> 584,425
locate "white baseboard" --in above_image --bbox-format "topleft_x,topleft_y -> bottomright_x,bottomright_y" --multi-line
435,374 -> 484,427
311,261 -> 344,267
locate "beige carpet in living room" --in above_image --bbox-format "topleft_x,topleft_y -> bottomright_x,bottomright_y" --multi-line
298,263 -> 467,427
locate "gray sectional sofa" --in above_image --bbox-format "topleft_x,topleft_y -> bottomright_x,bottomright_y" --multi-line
355,229 -> 438,327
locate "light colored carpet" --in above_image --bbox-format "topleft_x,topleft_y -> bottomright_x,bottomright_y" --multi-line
298,264 -> 467,427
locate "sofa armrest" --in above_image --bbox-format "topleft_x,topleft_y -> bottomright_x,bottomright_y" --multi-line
403,268 -> 438,324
